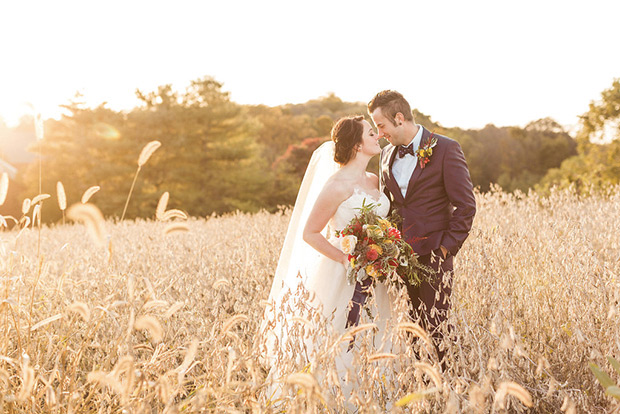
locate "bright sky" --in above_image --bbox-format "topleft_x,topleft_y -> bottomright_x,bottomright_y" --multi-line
1,0 -> 619,131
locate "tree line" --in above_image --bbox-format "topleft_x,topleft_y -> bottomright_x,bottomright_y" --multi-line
0,76 -> 617,222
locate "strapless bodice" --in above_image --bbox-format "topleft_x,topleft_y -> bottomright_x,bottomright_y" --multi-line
329,188 -> 390,234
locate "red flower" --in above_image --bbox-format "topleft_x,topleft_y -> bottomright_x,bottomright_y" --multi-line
366,249 -> 379,261
389,259 -> 398,267
388,228 -> 401,239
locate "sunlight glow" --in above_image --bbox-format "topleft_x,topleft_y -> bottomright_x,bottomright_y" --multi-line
93,123 -> 121,140
0,0 -> 619,130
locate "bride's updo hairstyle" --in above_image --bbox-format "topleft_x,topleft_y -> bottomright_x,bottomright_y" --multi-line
331,115 -> 364,165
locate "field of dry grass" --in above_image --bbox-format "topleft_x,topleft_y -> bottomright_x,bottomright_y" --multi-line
0,186 -> 619,412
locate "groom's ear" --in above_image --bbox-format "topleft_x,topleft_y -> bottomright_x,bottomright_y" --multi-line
394,112 -> 404,126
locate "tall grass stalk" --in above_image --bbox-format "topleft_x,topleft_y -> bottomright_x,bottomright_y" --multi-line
35,113 -> 44,259
121,141 -> 161,221
0,186 -> 618,411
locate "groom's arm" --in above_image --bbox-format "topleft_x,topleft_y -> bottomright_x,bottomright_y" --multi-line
440,140 -> 476,257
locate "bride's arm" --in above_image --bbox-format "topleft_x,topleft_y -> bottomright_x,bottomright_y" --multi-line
303,182 -> 350,267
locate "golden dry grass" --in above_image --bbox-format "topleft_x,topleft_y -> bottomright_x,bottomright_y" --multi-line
0,186 -> 619,412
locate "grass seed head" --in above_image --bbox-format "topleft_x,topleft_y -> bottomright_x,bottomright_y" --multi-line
22,198 -> 31,215
495,381 -> 533,409
134,315 -> 164,343
415,362 -> 443,390
143,300 -> 168,311
368,353 -> 398,362
165,301 -> 184,318
66,203 -> 106,246
156,191 -> 169,220
164,222 -> 190,235
56,181 -> 67,210
67,302 -> 91,322
213,278 -> 231,289
162,209 -> 188,221
81,186 -> 101,203
0,172 -> 9,205
31,193 -> 51,204
32,204 -> 41,227
34,112 -> 44,140
222,314 -> 249,335
31,313 -> 63,331
396,322 -> 432,345
17,363 -> 35,401
138,140 -> 161,167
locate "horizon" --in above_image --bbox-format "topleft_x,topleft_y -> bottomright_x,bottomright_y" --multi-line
0,86 -> 588,135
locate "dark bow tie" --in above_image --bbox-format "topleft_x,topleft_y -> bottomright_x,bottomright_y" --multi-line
398,144 -> 415,158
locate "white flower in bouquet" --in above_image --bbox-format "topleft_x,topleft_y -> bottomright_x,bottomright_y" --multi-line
340,235 -> 357,255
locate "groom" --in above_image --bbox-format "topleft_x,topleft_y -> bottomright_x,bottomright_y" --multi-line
368,90 -> 476,366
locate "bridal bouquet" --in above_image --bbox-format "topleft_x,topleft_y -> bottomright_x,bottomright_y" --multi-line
335,200 -> 427,288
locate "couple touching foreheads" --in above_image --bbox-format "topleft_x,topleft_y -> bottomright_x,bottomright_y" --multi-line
262,90 -> 476,404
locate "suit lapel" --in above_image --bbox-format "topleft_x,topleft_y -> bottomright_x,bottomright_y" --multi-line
404,126 -> 431,201
382,145 -> 405,204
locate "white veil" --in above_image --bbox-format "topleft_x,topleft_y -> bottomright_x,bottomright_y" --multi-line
267,140 -> 340,304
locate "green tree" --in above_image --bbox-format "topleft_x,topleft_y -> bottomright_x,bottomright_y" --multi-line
19,77 -> 271,221
538,78 -> 620,192
128,77 -> 270,216
314,115 -> 334,137
281,93 -> 367,119
19,101 -> 132,222
247,105 -> 316,164
496,119 -> 577,192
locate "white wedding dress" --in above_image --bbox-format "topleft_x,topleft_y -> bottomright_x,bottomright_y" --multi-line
261,143 -> 392,407
304,187 -> 393,334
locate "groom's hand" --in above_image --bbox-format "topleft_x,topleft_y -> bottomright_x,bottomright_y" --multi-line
439,245 -> 448,259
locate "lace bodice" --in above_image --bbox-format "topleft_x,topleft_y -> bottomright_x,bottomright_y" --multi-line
329,188 -> 390,234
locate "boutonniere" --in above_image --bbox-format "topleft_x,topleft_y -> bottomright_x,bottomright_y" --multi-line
415,132 -> 438,169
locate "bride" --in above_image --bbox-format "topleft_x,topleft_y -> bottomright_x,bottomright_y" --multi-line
261,116 -> 395,406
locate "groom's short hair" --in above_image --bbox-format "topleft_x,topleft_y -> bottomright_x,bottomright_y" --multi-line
368,90 -> 414,126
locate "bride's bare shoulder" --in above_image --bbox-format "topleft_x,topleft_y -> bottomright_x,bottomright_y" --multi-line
322,173 -> 354,201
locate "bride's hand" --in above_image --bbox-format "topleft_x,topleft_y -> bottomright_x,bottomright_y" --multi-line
341,254 -> 350,268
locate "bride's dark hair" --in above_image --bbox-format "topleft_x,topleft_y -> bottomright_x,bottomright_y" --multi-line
331,115 -> 364,165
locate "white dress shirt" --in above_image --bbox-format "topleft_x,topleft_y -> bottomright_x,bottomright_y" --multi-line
392,125 -> 423,197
